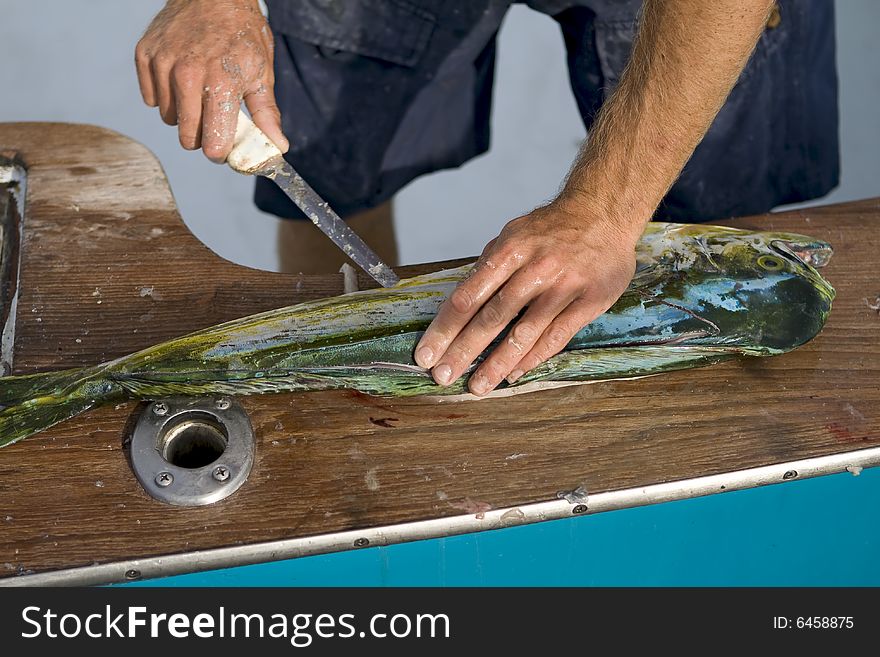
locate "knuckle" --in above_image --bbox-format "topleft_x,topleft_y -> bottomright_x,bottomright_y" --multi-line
516,358 -> 537,375
480,256 -> 502,273
500,216 -> 525,235
496,349 -> 522,374
202,77 -> 221,96
152,52 -> 174,72
535,344 -> 558,363
445,344 -> 473,370
531,254 -> 555,269
424,322 -> 450,343
555,274 -> 583,295
172,61 -> 202,83
505,278 -> 532,300
206,71 -> 236,92
450,287 -> 475,314
477,362 -> 503,383
227,50 -> 264,78
134,41 -> 150,63
511,322 -> 537,347
251,103 -> 281,120
546,324 -> 573,349
424,329 -> 451,353
482,248 -> 508,270
565,271 -> 588,288
533,256 -> 562,278
478,298 -> 507,329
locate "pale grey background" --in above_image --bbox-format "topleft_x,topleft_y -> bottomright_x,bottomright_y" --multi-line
0,1 -> 877,270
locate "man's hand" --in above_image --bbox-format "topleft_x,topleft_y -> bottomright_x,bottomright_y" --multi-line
414,200 -> 639,395
136,0 -> 288,162
415,0 -> 774,396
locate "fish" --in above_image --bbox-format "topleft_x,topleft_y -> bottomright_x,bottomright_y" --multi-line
0,222 -> 835,448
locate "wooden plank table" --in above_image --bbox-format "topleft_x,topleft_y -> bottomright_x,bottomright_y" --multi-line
0,123 -> 878,586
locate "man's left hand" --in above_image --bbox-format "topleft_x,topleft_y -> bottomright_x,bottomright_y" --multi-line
414,200 -> 641,395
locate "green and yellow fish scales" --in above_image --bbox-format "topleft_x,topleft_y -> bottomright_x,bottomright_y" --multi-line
0,222 -> 835,447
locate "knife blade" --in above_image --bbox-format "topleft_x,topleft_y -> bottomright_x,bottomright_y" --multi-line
227,110 -> 399,288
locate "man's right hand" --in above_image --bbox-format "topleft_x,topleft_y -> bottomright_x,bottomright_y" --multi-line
136,0 -> 288,162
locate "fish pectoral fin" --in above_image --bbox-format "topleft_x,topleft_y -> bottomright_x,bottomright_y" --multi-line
516,345 -> 746,385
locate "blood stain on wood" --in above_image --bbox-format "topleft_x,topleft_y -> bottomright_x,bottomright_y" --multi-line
369,417 -> 398,428
825,422 -> 873,443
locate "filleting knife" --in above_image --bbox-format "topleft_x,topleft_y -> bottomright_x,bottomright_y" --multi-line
227,110 -> 399,288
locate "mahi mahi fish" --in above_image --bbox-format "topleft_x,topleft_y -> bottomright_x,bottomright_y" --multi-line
0,222 -> 835,447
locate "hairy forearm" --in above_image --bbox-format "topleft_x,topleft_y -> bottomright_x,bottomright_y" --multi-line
560,0 -> 774,236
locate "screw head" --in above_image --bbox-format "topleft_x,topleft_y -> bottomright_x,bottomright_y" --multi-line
212,466 -> 230,482
155,471 -> 173,487
572,504 -> 588,514
353,537 -> 370,548
782,470 -> 798,481
124,569 -> 141,580
215,398 -> 231,411
152,402 -> 168,416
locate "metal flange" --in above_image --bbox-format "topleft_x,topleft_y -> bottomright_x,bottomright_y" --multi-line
130,396 -> 255,506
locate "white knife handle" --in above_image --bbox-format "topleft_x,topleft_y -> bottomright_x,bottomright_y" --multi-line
227,109 -> 283,175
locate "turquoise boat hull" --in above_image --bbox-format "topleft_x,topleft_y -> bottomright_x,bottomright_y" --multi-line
124,469 -> 880,587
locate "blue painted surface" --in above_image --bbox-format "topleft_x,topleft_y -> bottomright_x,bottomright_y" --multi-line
126,467 -> 880,587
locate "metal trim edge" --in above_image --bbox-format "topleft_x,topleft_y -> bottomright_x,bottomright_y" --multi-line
4,445 -> 880,587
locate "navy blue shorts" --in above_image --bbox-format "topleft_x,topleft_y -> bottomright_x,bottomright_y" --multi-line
259,0 -> 839,223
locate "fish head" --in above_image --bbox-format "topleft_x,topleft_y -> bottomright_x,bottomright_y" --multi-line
694,228 -> 836,351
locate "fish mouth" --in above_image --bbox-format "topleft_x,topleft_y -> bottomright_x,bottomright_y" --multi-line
770,238 -> 833,269
770,239 -> 836,303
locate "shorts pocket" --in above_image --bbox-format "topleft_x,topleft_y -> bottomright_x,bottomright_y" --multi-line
593,19 -> 638,97
737,2 -> 793,85
265,0 -> 436,67
593,6 -> 794,97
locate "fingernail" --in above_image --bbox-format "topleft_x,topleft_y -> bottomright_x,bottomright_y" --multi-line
507,369 -> 524,384
470,373 -> 490,396
415,346 -> 434,368
433,363 -> 453,386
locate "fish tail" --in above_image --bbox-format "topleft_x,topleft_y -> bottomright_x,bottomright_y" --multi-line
0,366 -> 118,448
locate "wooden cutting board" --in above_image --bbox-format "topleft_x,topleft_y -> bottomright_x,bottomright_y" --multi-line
1,123 -> 878,585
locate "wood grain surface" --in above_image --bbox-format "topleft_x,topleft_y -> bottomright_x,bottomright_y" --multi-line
0,122 -> 878,580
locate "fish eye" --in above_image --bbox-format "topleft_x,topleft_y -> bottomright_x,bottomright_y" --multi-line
757,255 -> 785,271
